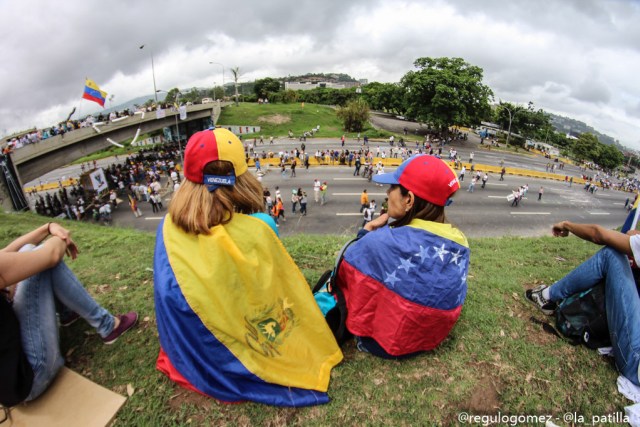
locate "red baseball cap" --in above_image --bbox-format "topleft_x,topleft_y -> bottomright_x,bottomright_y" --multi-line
372,155 -> 460,206
183,128 -> 248,191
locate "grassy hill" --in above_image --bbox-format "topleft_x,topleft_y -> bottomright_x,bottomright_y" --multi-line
1,212 -> 628,425
217,103 -> 389,140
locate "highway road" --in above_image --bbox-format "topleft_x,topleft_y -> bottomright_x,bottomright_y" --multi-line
23,133 -> 631,239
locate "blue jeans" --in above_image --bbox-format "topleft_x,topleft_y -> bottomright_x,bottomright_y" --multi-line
12,244 -> 115,401
549,247 -> 640,385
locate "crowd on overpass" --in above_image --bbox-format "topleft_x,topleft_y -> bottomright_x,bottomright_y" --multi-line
3,102 -> 181,153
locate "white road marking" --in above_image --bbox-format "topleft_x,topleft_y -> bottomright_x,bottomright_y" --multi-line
332,193 -> 387,196
336,213 -> 365,216
145,217 -> 163,220
589,212 -> 611,215
510,212 -> 550,215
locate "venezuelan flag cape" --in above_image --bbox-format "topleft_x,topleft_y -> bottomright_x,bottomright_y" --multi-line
337,220 -> 470,356
154,214 -> 342,407
82,79 -> 107,107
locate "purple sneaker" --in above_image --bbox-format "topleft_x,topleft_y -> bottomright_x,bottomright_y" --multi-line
103,312 -> 138,345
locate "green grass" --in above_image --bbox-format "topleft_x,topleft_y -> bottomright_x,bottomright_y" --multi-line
1,212 -> 628,425
217,103 -> 389,139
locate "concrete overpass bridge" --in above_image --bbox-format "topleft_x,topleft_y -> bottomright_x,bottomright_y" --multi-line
0,102 -> 229,211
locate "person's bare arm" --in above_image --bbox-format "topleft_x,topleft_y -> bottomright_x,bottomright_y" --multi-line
1,223 -> 50,253
0,237 -> 68,290
552,221 -> 632,256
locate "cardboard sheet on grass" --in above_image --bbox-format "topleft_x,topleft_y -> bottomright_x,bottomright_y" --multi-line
8,367 -> 126,427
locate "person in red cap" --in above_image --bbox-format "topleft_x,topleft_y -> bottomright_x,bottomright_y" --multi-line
153,128 -> 342,406
334,154 -> 470,359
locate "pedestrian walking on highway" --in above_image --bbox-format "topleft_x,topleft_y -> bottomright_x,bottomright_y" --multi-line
469,152 -> 474,163
468,177 -> 476,193
313,179 -> 321,203
459,166 -> 466,182
481,173 -> 488,189
354,155 -> 362,176
320,181 -> 328,205
290,158 -> 297,177
299,192 -> 308,216
291,189 -> 299,213
538,186 -> 544,201
362,204 -> 374,228
360,189 -> 369,212
500,167 -> 506,181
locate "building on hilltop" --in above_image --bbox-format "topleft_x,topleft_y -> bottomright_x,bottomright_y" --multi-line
285,81 -> 362,91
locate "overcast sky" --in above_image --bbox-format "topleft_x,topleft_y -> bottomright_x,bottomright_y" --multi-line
1,0 -> 639,149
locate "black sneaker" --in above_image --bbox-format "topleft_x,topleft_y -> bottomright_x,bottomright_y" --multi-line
525,285 -> 557,315
59,311 -> 80,327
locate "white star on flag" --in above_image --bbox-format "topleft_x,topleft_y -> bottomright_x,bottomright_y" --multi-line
415,245 -> 429,263
450,250 -> 462,265
398,257 -> 415,273
385,270 -> 400,287
433,243 -> 450,262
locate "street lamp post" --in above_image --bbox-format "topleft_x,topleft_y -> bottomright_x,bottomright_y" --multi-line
157,90 -> 184,165
502,104 -> 519,149
209,61 -> 225,99
140,44 -> 158,104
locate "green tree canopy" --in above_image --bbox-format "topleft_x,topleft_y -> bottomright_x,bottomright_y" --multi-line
494,102 -> 552,140
254,77 -> 281,98
164,88 -> 181,104
336,98 -> 370,132
362,82 -> 406,115
595,141 -> 625,170
572,133 -> 601,163
401,57 -> 493,132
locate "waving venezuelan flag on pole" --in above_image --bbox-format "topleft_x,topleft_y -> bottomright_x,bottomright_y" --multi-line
82,78 -> 107,107
154,214 -> 342,407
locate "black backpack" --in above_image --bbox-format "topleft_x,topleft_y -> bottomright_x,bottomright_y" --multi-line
533,282 -> 610,349
312,239 -> 357,345
554,282 -> 610,349
0,295 -> 34,407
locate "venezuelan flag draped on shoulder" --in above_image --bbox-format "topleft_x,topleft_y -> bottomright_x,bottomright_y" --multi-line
338,219 -> 469,356
155,212 -> 342,407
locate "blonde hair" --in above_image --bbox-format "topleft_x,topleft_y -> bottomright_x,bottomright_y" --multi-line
169,160 -> 264,234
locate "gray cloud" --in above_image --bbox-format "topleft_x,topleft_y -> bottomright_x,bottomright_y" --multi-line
1,0 -> 639,148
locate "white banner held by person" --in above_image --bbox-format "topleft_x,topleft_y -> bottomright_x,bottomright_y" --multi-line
90,168 -> 108,194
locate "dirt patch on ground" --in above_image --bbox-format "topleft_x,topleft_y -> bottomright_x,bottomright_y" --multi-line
257,114 -> 291,125
464,375 -> 501,413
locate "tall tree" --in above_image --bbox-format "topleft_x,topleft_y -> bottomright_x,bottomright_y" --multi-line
401,57 -> 493,133
230,67 -> 241,106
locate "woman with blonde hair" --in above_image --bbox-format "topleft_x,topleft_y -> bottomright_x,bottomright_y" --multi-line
154,128 -> 341,407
